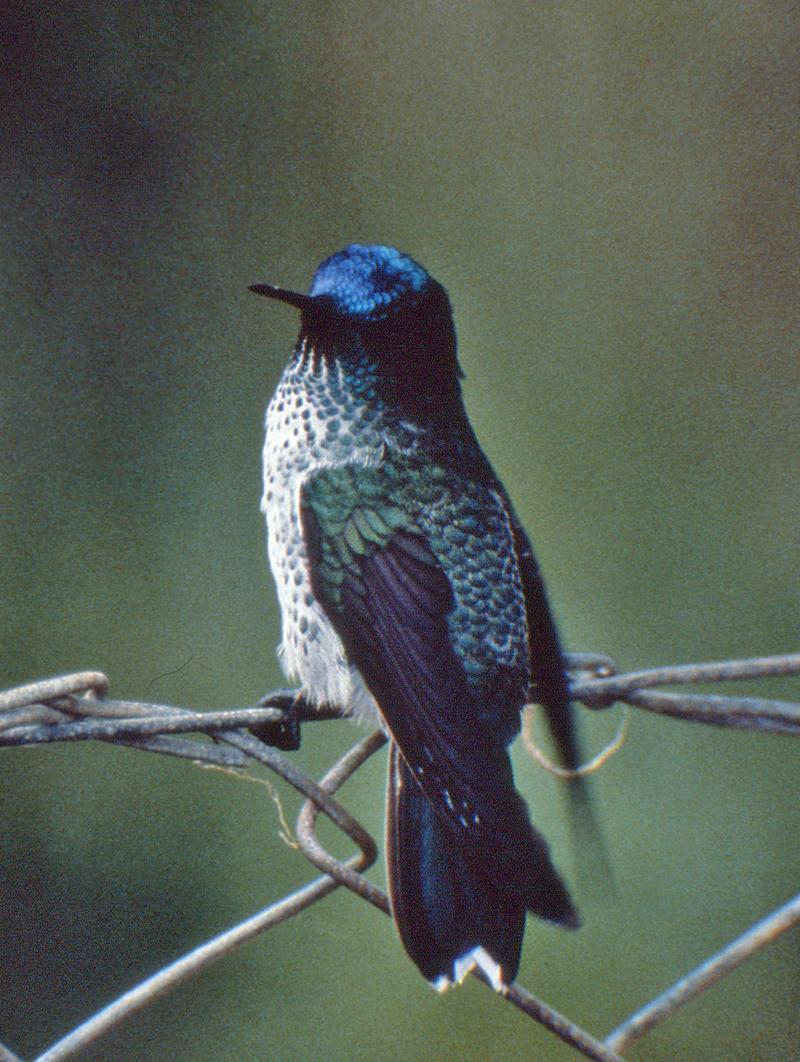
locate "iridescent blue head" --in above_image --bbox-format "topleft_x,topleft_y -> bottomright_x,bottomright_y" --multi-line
309,244 -> 431,321
251,244 -> 462,391
252,244 -> 434,320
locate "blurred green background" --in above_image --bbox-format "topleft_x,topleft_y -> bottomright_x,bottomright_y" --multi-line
2,2 -> 798,1059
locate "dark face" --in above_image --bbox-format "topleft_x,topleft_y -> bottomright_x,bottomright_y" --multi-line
308,245 -> 461,396
254,244 -> 462,395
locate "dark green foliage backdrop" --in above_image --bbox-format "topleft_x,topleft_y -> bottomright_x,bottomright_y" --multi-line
2,3 -> 798,1058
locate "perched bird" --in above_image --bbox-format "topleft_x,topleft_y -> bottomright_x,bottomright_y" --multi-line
252,244 -> 581,991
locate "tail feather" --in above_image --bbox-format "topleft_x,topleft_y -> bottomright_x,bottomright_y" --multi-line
386,744 -> 549,988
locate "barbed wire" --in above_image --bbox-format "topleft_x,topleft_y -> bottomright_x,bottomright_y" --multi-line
1,650 -> 798,1060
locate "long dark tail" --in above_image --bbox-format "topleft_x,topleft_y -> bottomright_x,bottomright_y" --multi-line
386,743 -> 564,989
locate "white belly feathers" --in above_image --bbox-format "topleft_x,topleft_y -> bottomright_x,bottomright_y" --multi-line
261,352 -> 383,726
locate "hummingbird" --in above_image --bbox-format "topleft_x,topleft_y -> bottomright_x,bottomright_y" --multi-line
252,244 -> 581,991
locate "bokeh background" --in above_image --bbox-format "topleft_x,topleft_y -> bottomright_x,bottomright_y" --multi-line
2,2 -> 798,1059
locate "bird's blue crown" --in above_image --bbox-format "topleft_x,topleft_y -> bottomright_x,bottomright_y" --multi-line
309,244 -> 432,322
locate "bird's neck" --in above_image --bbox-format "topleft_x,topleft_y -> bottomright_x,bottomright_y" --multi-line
285,339 -> 486,475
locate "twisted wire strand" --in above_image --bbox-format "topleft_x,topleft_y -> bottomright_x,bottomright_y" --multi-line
1,652 -> 797,1060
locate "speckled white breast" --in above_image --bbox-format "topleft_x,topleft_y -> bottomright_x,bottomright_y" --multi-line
261,346 -> 384,724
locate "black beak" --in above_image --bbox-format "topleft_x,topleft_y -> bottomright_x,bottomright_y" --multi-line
248,283 -> 315,313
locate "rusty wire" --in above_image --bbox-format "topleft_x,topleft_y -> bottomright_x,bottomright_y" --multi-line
1,651 -> 798,1060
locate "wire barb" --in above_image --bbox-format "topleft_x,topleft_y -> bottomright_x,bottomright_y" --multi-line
566,651 -> 800,734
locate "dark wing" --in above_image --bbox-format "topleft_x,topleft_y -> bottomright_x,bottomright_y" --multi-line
506,505 -> 579,769
300,466 -> 577,924
508,501 -> 610,883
